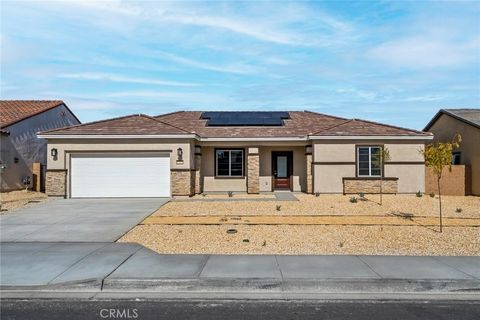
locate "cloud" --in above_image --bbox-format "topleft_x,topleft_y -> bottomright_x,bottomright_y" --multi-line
57,72 -> 198,87
156,52 -> 259,75
369,35 -> 479,69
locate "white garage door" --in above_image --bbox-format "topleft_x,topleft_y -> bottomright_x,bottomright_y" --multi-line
71,153 -> 170,198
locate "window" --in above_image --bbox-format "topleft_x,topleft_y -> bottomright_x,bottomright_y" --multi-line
215,149 -> 244,177
452,152 -> 461,165
357,146 -> 382,177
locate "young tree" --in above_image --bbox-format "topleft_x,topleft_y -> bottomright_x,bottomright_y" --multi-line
421,134 -> 462,232
378,146 -> 391,206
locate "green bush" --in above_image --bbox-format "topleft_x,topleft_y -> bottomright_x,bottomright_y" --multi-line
456,208 -> 462,213
429,192 -> 435,198
315,192 -> 320,197
416,191 -> 422,197
350,197 -> 358,203
228,191 -> 233,198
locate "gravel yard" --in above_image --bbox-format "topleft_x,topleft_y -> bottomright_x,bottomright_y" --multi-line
119,224 -> 480,255
156,194 -> 480,218
120,194 -> 480,256
0,190 -> 49,214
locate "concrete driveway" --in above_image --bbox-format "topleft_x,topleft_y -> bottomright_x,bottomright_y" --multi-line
0,198 -> 168,242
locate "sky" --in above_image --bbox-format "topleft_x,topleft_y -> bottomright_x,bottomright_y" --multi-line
1,0 -> 479,130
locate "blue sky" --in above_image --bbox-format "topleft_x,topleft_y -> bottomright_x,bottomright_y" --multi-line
1,0 -> 479,129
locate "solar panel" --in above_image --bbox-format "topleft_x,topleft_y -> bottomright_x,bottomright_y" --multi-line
201,111 -> 290,126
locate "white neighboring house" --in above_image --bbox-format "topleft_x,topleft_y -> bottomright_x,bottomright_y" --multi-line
0,100 -> 80,192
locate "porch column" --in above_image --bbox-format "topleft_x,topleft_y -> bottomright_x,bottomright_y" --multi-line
306,145 -> 313,194
194,145 -> 202,194
247,147 -> 260,194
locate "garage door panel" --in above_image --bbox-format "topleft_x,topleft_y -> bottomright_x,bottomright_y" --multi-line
71,154 -> 170,198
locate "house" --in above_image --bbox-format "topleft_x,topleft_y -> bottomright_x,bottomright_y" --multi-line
0,100 -> 80,191
424,108 -> 480,196
37,111 -> 432,198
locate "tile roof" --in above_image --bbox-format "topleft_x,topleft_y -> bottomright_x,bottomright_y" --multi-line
40,110 -> 430,138
39,114 -> 191,135
424,108 -> 480,131
0,100 -> 69,128
154,111 -> 429,137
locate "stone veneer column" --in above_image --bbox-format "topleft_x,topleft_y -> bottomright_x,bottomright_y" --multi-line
171,169 -> 194,196
247,147 -> 260,194
45,170 -> 67,197
194,146 -> 202,194
306,145 -> 313,194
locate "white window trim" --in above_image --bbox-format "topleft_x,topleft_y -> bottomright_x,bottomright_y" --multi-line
357,146 -> 382,177
215,149 -> 244,177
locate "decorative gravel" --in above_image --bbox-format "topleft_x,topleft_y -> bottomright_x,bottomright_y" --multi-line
119,224 -> 480,256
155,194 -> 480,218
0,190 -> 49,214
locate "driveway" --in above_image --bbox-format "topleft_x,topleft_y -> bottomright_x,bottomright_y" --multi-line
0,198 -> 168,242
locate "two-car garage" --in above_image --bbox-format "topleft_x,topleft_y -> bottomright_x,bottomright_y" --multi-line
70,153 -> 171,198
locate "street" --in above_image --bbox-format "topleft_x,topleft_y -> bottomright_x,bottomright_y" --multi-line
1,299 -> 479,320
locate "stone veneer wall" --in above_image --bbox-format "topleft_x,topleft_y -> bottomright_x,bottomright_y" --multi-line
343,178 -> 398,194
425,165 -> 471,196
45,170 -> 67,197
194,150 -> 202,194
171,169 -> 194,196
306,152 -> 313,194
247,148 -> 260,194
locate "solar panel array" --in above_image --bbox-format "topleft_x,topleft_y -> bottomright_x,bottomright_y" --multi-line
201,112 -> 290,126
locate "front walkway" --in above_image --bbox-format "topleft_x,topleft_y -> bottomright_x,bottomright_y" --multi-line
1,242 -> 479,294
0,198 -> 168,242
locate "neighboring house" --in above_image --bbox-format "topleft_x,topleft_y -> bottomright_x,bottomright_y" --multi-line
38,111 -> 432,198
424,108 -> 480,196
0,100 -> 80,192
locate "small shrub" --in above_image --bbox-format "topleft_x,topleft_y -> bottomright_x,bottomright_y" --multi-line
315,192 -> 320,197
262,240 -> 267,247
456,208 -> 463,213
276,205 -> 282,211
350,197 -> 357,203
227,191 -> 234,198
242,239 -> 250,243
416,191 -> 422,197
338,241 -> 344,248
358,192 -> 365,199
429,192 -> 435,198
202,193 -> 207,197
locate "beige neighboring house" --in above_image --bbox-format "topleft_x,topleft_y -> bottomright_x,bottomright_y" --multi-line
37,111 -> 432,198
0,100 -> 80,192
424,108 -> 480,196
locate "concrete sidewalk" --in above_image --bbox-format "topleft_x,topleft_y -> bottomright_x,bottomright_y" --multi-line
1,242 -> 479,295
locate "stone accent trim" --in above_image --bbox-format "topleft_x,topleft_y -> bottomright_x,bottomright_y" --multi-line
247,148 -> 259,194
343,178 -> 398,194
194,152 -> 202,194
45,170 -> 67,197
306,153 -> 313,194
171,169 -> 194,196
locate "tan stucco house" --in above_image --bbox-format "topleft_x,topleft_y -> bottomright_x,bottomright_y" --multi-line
38,111 -> 432,198
424,108 -> 480,196
0,100 -> 80,191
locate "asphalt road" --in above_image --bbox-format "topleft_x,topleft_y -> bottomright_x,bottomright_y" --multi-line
1,299 -> 480,320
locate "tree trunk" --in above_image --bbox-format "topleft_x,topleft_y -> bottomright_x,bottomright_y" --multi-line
437,176 -> 443,233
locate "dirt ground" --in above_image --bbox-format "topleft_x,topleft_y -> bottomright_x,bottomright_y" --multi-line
0,190 -> 49,214
120,224 -> 480,256
156,194 -> 480,218
120,194 -> 480,256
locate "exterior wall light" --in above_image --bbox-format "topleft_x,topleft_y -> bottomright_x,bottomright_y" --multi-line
177,148 -> 183,162
51,148 -> 58,161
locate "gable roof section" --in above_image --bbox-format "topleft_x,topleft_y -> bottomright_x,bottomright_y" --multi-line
424,108 -> 480,131
313,118 -> 430,136
155,111 -> 430,138
39,110 -> 431,139
39,114 -> 192,136
0,100 -> 80,128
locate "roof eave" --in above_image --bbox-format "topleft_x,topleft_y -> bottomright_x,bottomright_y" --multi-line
37,134 -> 198,139
424,109 -> 480,131
308,135 -> 433,140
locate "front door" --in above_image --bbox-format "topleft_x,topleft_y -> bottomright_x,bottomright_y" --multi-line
272,151 -> 293,190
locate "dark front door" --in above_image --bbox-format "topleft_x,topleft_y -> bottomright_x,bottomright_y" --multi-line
272,151 -> 293,190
